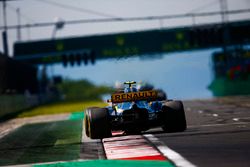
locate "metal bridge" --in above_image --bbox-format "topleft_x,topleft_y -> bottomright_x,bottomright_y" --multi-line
13,19 -> 250,66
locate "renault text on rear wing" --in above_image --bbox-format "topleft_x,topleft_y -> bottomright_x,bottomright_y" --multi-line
111,90 -> 158,103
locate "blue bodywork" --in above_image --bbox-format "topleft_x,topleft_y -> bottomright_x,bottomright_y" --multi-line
108,101 -> 162,117
106,85 -> 164,131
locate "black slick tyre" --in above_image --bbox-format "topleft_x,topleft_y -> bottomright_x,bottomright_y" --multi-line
88,107 -> 111,139
161,100 -> 187,132
85,107 -> 99,137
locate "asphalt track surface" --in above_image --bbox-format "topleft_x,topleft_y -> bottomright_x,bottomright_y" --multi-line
0,96 -> 250,166
158,97 -> 250,167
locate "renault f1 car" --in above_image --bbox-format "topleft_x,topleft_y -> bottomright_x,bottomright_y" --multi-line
84,81 -> 186,139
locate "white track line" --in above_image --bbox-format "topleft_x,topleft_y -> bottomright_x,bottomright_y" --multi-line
144,134 -> 197,167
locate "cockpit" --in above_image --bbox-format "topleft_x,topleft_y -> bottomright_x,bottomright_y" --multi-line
124,87 -> 137,93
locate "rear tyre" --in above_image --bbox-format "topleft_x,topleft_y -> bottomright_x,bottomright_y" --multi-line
88,107 -> 111,139
84,108 -> 92,137
156,89 -> 167,101
161,100 -> 187,132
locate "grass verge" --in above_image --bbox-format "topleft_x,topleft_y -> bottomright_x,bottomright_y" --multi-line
17,101 -> 108,118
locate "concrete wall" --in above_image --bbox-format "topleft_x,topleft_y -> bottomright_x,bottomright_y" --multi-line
0,94 -> 38,118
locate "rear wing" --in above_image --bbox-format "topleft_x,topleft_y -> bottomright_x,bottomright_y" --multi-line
110,90 -> 158,103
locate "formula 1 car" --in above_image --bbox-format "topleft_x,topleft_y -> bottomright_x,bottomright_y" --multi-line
84,81 -> 186,139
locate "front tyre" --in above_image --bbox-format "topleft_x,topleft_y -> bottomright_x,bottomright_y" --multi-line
161,100 -> 187,132
88,107 -> 111,139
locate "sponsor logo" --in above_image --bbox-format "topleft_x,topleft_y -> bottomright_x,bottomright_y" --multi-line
111,90 -> 158,103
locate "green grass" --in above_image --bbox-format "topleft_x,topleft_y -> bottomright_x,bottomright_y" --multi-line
17,101 -> 108,118
0,120 -> 83,166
